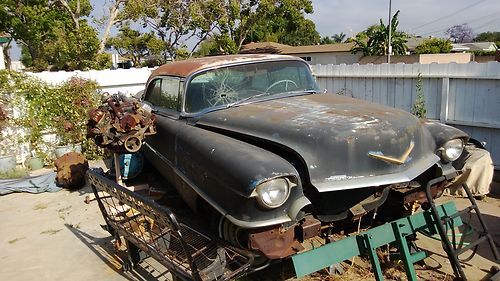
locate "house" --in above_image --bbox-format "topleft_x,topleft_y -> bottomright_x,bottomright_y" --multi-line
451,42 -> 497,52
240,42 -> 362,65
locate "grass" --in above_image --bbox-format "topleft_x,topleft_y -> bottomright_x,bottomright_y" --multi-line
0,167 -> 28,179
8,237 -> 26,244
33,203 -> 48,210
57,205 -> 72,220
40,229 -> 62,235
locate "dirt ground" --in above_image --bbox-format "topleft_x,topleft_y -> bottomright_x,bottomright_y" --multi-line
0,163 -> 499,281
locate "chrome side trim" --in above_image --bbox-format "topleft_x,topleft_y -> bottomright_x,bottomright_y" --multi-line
314,154 -> 441,192
144,142 -> 293,228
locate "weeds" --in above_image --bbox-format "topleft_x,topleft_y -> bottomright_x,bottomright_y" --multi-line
0,167 -> 28,179
40,229 -> 62,235
8,237 -> 26,244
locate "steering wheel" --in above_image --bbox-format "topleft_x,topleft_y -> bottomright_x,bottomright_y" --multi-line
265,79 -> 298,93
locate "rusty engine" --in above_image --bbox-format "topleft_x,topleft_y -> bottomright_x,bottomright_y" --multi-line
87,94 -> 156,153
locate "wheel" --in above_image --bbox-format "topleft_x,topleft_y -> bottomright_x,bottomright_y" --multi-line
265,79 -> 298,93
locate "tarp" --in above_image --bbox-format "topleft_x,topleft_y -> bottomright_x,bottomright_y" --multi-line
446,147 -> 494,196
0,172 -> 61,195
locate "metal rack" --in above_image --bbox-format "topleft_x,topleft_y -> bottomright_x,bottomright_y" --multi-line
87,169 -> 252,281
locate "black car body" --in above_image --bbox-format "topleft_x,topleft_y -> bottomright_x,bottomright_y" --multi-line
140,54 -> 469,259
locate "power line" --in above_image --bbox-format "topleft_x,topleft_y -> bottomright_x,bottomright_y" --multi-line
418,11 -> 498,37
411,0 -> 487,31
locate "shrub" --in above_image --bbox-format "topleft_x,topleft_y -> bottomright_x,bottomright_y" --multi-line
0,70 -> 103,162
415,38 -> 452,54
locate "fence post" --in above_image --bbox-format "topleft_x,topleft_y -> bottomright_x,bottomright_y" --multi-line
440,77 -> 450,123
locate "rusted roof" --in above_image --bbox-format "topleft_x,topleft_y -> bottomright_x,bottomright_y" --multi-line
282,43 -> 355,54
149,54 -> 300,80
240,42 -> 355,55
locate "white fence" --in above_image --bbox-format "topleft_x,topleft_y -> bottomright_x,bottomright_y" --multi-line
27,67 -> 155,96
312,61 -> 500,169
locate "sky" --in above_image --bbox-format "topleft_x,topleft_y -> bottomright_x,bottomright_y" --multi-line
9,0 -> 500,60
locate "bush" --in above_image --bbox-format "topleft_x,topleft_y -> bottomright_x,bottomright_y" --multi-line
0,70 -> 103,162
415,38 -> 452,54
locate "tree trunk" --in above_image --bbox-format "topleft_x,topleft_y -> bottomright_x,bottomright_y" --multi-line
3,39 -> 12,70
98,2 -> 121,54
55,0 -> 80,30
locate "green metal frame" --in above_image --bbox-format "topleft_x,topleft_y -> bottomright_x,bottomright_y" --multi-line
292,201 -> 462,281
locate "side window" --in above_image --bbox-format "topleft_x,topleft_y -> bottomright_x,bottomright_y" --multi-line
145,77 -> 180,111
145,79 -> 162,105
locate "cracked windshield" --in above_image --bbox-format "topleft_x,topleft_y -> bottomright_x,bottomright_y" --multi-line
185,60 -> 319,113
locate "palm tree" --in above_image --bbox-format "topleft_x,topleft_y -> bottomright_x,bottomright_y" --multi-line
332,32 -> 346,43
351,10 -> 408,56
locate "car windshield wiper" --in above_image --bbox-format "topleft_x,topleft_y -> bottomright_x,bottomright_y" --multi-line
226,89 -> 318,108
226,91 -> 274,108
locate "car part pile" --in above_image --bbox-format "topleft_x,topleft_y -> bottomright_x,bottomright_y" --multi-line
87,94 -> 156,153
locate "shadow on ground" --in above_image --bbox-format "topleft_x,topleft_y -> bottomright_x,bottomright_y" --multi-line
64,223 -> 173,281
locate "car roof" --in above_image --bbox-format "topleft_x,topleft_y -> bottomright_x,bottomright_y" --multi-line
148,54 -> 303,82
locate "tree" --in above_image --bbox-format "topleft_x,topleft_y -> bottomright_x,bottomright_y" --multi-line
446,23 -> 474,43
120,0 -> 223,60
414,38 -> 452,54
320,36 -> 334,45
107,26 -> 163,66
475,31 -> 500,47
242,0 -> 319,47
351,11 -> 408,56
320,32 -> 346,45
332,32 -> 346,43
94,0 -> 128,54
0,0 -> 107,71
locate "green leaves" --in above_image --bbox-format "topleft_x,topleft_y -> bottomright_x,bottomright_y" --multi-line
0,71 -> 101,160
107,25 -> 164,66
415,38 -> 452,54
0,0 -> 108,71
351,10 -> 408,56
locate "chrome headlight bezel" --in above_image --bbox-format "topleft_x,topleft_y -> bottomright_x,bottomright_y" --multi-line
439,138 -> 464,162
251,177 -> 294,209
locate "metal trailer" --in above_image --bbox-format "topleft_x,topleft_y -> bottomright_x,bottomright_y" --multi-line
87,169 -> 253,281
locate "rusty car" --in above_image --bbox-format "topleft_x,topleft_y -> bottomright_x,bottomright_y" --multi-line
138,54 -> 473,261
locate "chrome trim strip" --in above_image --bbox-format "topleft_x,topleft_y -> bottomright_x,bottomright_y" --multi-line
314,154 -> 441,192
144,142 -> 293,228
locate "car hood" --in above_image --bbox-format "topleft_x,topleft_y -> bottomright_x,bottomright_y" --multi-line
195,94 -> 440,192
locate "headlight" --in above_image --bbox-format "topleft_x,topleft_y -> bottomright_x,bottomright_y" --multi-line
440,139 -> 464,162
254,178 -> 290,209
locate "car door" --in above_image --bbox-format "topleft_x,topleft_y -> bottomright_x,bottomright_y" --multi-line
142,76 -> 183,185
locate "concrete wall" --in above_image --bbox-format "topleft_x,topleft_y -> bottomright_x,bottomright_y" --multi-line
312,61 -> 500,169
360,53 -> 472,65
27,67 -> 156,96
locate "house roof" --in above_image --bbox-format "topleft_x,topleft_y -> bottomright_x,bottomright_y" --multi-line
240,41 -> 355,55
452,42 -> 497,51
282,43 -> 355,54
240,42 -> 291,54
149,54 -> 301,80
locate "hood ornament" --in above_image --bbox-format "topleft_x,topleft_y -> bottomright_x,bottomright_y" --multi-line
368,141 -> 414,165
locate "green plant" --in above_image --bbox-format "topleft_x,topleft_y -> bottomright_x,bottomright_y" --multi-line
411,73 -> 427,118
414,38 -> 452,54
0,167 -> 28,179
0,70 -> 103,162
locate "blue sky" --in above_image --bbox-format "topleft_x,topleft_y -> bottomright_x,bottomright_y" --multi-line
10,0 -> 500,60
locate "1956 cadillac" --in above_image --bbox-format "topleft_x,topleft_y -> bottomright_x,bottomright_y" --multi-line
139,54 -> 473,260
